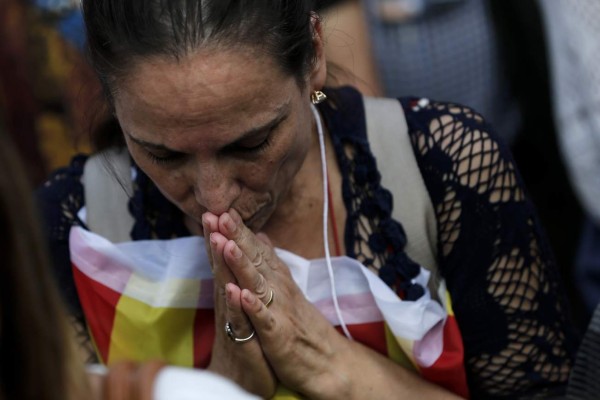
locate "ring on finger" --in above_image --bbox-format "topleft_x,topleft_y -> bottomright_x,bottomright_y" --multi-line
265,288 -> 274,308
225,321 -> 255,343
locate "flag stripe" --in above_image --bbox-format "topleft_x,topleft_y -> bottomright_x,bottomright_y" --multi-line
72,264 -> 120,364
420,316 -> 468,398
109,294 -> 196,367
70,226 -> 469,397
193,309 -> 215,368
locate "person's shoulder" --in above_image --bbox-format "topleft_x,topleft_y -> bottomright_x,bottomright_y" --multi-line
398,97 -> 523,202
37,154 -> 89,201
36,154 -> 89,238
398,97 -> 490,130
397,97 -> 507,152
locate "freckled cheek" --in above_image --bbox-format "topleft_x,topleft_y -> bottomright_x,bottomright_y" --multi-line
134,162 -> 192,205
283,128 -> 312,173
235,162 -> 275,194
155,173 -> 190,202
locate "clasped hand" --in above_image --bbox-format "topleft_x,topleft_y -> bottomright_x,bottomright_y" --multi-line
203,209 -> 350,399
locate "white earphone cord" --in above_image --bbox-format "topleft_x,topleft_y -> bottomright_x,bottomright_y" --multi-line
310,104 -> 353,340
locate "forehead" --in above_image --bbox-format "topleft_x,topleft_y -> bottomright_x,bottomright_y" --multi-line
113,48 -> 301,143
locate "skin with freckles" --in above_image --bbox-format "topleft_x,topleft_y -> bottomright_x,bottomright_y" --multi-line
112,19 -> 333,397
115,46 -> 319,235
112,17 -> 461,400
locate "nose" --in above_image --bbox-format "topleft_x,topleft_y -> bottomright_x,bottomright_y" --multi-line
192,163 -> 239,215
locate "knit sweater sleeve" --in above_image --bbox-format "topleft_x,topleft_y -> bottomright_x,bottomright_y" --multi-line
401,98 -> 578,398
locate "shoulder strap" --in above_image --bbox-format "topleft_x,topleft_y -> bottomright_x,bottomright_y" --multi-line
363,97 -> 439,275
81,147 -> 135,243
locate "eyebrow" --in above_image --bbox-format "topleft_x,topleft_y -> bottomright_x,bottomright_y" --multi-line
124,101 -> 290,152
125,133 -> 173,152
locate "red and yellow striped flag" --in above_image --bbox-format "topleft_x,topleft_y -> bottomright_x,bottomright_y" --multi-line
70,226 -> 469,398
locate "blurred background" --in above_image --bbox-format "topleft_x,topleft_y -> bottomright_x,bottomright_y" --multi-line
0,0 -> 96,184
1,0 -> 598,331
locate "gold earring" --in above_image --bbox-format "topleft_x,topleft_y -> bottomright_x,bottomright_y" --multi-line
311,90 -> 327,105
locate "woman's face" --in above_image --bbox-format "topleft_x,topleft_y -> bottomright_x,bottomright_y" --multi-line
113,47 -> 325,234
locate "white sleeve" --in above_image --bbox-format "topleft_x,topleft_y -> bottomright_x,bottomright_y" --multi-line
153,366 -> 261,400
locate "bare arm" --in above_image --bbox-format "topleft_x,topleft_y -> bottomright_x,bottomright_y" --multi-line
321,0 -> 384,96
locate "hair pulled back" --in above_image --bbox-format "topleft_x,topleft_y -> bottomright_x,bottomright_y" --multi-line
83,0 -> 318,101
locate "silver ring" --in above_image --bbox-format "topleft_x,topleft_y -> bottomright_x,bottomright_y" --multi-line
265,288 -> 274,308
225,321 -> 255,343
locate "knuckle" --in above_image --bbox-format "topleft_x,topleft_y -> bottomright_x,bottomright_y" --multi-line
253,275 -> 268,297
236,223 -> 251,243
251,252 -> 264,268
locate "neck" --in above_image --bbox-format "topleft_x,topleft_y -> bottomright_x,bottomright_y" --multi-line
262,119 -> 345,259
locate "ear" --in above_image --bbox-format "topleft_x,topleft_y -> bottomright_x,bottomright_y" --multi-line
308,13 -> 327,91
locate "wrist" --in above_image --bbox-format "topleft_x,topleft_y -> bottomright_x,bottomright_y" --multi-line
309,370 -> 353,400
302,332 -> 356,400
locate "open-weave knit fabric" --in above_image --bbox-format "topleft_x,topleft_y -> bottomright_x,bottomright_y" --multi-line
37,86 -> 577,398
321,87 -> 577,398
403,97 -> 576,398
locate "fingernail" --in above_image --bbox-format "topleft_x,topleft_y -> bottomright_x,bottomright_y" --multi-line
210,232 -> 217,245
242,290 -> 255,305
224,217 -> 236,234
230,209 -> 242,224
226,284 -> 233,302
231,243 -> 242,259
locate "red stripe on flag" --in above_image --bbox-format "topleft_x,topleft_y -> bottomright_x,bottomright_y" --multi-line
193,309 -> 215,368
420,316 -> 469,398
336,321 -> 388,356
72,263 -> 121,364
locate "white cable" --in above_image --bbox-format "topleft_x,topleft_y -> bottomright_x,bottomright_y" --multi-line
311,104 -> 353,340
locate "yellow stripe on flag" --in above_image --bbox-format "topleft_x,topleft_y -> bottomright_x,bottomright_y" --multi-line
108,294 -> 196,367
444,290 -> 455,317
384,323 -> 418,371
272,384 -> 303,399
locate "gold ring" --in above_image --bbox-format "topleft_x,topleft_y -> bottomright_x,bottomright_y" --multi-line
265,288 -> 274,308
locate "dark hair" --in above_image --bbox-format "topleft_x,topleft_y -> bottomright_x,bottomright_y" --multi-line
84,0 -> 318,101
84,0 -> 319,150
0,128 -> 89,399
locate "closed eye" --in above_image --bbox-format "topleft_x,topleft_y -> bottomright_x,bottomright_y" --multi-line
226,118 -> 282,156
145,149 -> 185,165
234,133 -> 273,154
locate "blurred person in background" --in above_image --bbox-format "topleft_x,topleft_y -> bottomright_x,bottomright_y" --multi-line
538,0 -> 600,323
0,0 -> 95,185
0,118 -> 89,400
